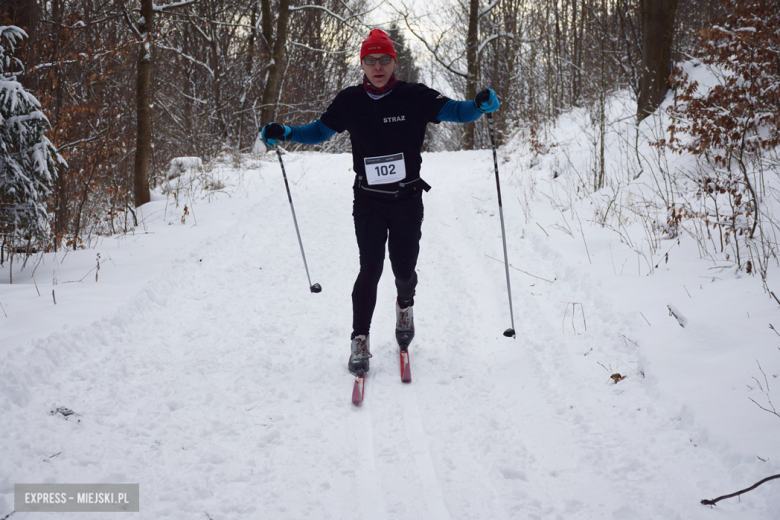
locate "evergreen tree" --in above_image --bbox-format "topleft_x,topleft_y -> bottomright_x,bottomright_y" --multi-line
387,24 -> 420,84
0,25 -> 61,243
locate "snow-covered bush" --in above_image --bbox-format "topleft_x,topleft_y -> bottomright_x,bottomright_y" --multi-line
161,155 -> 230,203
656,1 -> 780,280
0,25 -> 62,243
168,157 -> 203,180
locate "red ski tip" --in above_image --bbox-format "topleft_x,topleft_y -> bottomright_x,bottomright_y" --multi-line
400,351 -> 412,383
352,376 -> 364,404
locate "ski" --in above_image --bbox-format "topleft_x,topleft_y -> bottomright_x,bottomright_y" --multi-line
400,350 -> 412,383
351,348 -> 410,404
352,370 -> 365,404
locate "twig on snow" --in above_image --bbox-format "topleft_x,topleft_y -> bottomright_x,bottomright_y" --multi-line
561,302 -> 586,333
573,209 -> 591,264
701,474 -> 780,506
536,222 -> 549,237
770,323 -> 780,338
667,304 -> 687,328
618,333 -> 639,348
484,254 -> 555,284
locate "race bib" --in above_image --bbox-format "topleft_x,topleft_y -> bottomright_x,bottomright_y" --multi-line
364,153 -> 407,186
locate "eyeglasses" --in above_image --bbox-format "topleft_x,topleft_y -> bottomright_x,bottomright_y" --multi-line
363,56 -> 393,66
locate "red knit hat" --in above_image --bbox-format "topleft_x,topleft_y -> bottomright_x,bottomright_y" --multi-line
360,29 -> 397,61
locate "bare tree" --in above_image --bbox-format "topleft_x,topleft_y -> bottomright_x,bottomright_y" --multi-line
397,0 -> 523,149
122,0 -> 197,208
259,0 -> 371,127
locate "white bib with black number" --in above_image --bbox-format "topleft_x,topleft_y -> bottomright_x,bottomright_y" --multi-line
364,153 -> 407,186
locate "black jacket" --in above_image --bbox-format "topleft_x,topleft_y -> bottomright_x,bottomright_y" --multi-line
320,81 -> 450,200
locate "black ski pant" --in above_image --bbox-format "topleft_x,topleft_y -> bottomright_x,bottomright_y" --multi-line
351,195 -> 424,337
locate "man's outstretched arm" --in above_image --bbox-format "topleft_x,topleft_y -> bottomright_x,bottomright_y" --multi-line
261,119 -> 337,147
437,89 -> 500,123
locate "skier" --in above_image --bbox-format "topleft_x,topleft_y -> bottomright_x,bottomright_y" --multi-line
261,28 -> 500,376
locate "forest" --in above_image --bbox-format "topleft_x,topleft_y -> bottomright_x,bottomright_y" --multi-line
0,0 -> 776,273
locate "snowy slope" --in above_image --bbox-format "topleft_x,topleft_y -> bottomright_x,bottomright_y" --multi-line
1,144 -> 779,519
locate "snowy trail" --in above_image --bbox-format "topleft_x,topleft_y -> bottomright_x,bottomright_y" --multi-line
2,151 -> 778,519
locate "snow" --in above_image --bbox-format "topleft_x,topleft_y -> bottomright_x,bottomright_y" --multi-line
251,135 -> 267,156
2,113 -> 780,518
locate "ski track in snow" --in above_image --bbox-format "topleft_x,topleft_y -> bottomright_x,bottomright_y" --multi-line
398,388 -> 452,520
352,388 -> 388,520
1,151 -> 778,519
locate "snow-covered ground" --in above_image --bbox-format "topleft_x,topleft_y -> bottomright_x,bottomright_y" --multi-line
2,102 -> 780,518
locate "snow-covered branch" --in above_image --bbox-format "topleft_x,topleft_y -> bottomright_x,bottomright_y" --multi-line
288,4 -> 370,37
185,14 -> 213,44
152,0 -> 198,13
155,43 -> 213,76
121,5 -> 144,39
56,127 -> 109,153
287,41 -> 349,54
478,33 -> 515,56
479,0 -> 500,18
41,17 -> 120,29
478,32 -> 537,56
394,6 -> 468,78
291,3 -> 373,23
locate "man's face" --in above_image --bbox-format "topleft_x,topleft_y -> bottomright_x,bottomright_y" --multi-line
361,53 -> 396,88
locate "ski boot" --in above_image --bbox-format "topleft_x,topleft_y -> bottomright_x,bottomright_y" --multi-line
395,300 -> 415,351
348,334 -> 372,375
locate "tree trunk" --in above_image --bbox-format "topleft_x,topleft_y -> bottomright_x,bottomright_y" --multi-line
637,0 -> 679,122
134,0 -> 154,207
597,1 -> 607,191
12,0 -> 37,89
51,0 -> 67,250
260,0 -> 291,125
205,0 -> 228,143
464,0 -> 479,150
238,2 -> 258,148
261,0 -> 273,58
209,32 -> 228,142
571,0 -> 579,106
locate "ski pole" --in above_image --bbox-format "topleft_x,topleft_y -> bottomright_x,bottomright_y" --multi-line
275,147 -> 322,294
487,113 -> 515,338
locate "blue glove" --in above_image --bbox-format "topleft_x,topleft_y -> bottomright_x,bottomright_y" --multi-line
261,122 -> 292,147
474,89 -> 500,113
